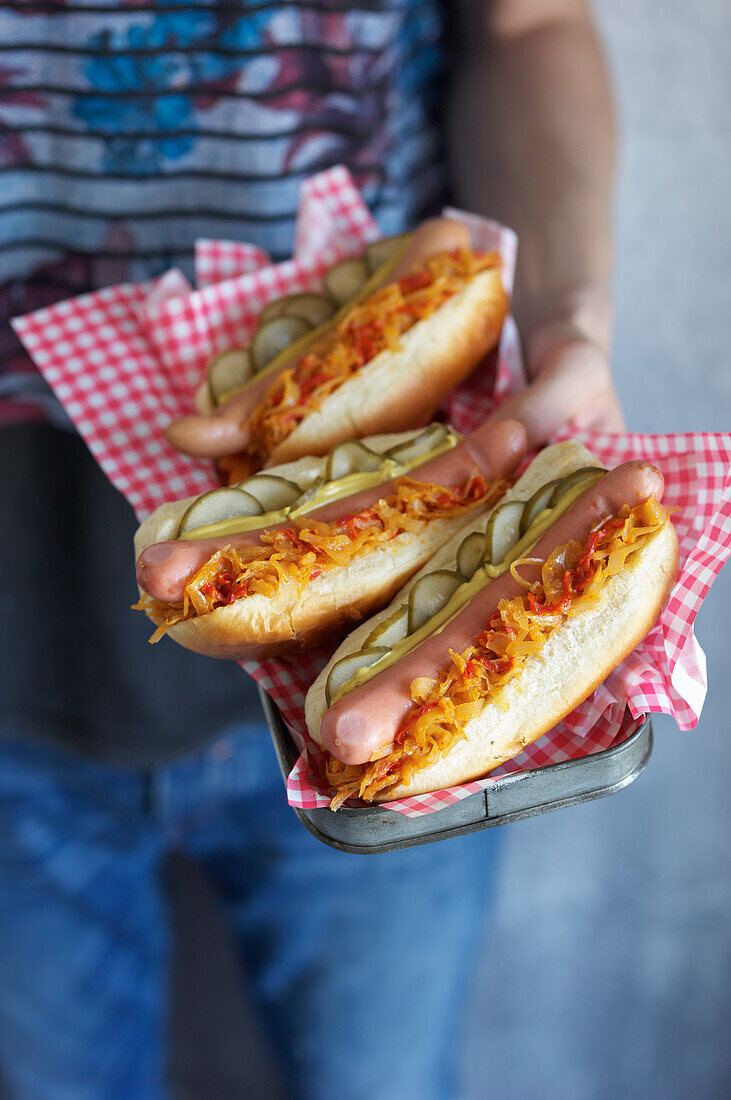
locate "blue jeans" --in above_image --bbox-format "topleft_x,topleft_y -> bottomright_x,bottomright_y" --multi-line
0,728 -> 500,1100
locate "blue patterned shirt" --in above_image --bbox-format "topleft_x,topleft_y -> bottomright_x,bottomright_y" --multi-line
0,0 -> 446,424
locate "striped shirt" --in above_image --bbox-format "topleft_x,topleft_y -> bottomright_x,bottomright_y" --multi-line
0,0 -> 447,425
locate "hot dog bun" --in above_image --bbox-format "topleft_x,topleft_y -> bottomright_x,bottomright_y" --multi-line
306,446 -> 679,803
306,441 -> 601,738
164,220 -> 507,480
382,519 -> 678,798
134,420 -> 526,661
139,513 -> 480,661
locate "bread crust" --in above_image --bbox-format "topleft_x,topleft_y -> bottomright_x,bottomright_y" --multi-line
377,520 -> 679,800
264,269 -> 507,467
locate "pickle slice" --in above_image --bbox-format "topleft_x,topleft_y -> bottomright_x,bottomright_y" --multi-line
365,234 -> 410,273
407,570 -> 464,635
483,500 -> 525,566
385,423 -> 450,465
257,297 -> 291,327
325,647 -> 390,707
324,258 -> 370,306
325,439 -> 384,481
294,476 -> 325,508
456,531 -> 486,579
282,292 -> 337,328
251,315 -> 312,372
364,605 -> 409,649
178,487 -> 263,535
258,292 -> 337,330
207,348 -> 253,406
548,466 -> 606,507
519,479 -> 563,537
237,474 -> 302,512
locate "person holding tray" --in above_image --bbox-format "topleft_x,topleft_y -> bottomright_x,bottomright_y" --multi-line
0,2 -> 622,1098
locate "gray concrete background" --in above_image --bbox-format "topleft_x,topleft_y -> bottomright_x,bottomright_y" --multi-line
170,3 -> 731,1096
463,3 -> 731,1096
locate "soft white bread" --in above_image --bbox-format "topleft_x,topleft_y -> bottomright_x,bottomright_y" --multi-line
263,268 -> 507,467
306,441 -> 602,740
379,518 -> 678,799
133,428 -> 427,556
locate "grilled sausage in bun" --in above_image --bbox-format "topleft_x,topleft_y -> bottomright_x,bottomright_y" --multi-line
134,419 -> 526,660
306,442 -> 679,807
164,218 -> 508,483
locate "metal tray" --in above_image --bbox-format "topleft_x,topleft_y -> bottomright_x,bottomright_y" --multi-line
259,688 -> 653,854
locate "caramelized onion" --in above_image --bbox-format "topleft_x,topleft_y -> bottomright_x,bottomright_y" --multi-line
326,497 -> 670,808
137,474 -> 503,638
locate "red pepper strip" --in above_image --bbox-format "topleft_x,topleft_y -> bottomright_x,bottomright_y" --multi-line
467,475 -> 488,502
578,516 -> 624,577
231,579 -> 249,601
279,528 -> 307,550
373,758 -> 399,780
395,703 -> 433,745
338,509 -> 378,540
399,271 -> 432,295
527,570 -> 574,616
298,372 -> 331,403
309,570 -> 323,581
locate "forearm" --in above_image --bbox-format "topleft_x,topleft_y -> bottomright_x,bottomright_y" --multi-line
447,0 -> 616,361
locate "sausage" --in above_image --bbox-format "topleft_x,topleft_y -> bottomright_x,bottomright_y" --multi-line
385,217 -> 471,283
163,382 -> 266,459
135,419 -> 527,605
163,218 -> 473,461
320,460 -> 665,765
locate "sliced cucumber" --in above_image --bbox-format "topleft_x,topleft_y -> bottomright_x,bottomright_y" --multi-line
325,439 -> 384,481
324,258 -> 370,306
293,476 -> 325,508
456,531 -> 486,579
281,292 -> 337,328
207,348 -> 253,406
365,233 -> 410,274
325,647 -> 390,707
385,423 -> 450,465
364,605 -> 409,649
519,479 -> 564,537
178,488 -> 263,535
548,466 -> 606,507
251,315 -> 312,372
257,297 -> 291,327
483,500 -> 525,566
237,474 -> 302,512
407,570 -> 464,635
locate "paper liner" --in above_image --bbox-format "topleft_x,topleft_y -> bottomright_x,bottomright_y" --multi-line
11,166 -> 730,818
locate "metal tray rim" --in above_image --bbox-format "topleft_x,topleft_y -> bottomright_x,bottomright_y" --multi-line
259,688 -> 653,854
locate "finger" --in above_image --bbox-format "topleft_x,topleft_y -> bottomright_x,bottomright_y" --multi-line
164,414 -> 251,458
491,339 -> 621,448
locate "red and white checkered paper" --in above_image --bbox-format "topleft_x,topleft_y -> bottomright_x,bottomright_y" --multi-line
12,167 -> 730,818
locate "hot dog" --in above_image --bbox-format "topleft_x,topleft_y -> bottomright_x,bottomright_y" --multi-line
164,218 -> 508,483
134,419 -> 526,660
306,444 -> 679,807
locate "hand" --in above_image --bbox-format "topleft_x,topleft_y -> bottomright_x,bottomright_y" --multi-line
491,319 -> 625,449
